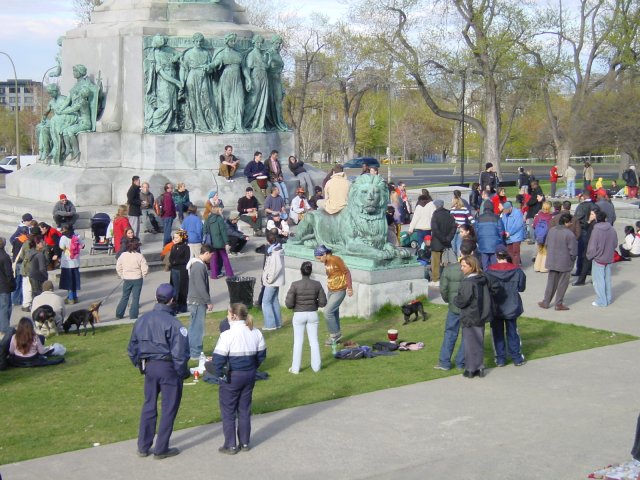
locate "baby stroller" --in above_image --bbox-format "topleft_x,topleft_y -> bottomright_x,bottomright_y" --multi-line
89,213 -> 113,255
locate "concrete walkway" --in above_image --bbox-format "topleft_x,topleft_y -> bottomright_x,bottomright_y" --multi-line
2,219 -> 639,479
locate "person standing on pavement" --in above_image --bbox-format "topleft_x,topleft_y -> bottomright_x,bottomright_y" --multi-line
454,255 -> 493,379
181,205 -> 203,258
476,200 -> 505,270
0,237 -> 15,332
586,209 -> 618,307
27,236 -> 48,299
261,231 -> 285,330
533,201 -> 554,273
168,230 -> 190,314
116,239 -> 148,320
538,213 -> 577,311
314,245 -> 352,346
486,249 -> 527,367
583,161 -> 594,189
285,261 -> 327,374
408,193 -> 436,242
212,303 -> 266,455
430,199 -> 457,286
204,206 -> 234,279
565,164 -> 577,198
58,224 -> 84,304
549,164 -> 562,198
140,182 -> 159,234
526,180 -> 545,243
501,201 -> 525,266
479,162 -> 499,193
127,283 -> 190,459
158,183 -> 177,247
186,244 -> 213,359
623,165 -> 638,199
596,191 -> 617,225
127,176 -> 142,237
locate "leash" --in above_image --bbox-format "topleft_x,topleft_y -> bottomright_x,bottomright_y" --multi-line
100,279 -> 124,305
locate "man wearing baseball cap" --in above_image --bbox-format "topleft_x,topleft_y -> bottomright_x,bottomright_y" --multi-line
52,194 -> 79,228
128,283 -> 190,459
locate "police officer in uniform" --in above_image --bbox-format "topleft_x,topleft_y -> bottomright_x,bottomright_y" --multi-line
128,283 -> 190,459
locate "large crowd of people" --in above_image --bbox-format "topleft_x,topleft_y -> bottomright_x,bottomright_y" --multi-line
1,153 -> 638,460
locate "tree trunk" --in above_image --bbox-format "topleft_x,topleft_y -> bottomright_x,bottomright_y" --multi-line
557,145 -> 571,176
451,121 -> 460,164
484,86 -> 501,178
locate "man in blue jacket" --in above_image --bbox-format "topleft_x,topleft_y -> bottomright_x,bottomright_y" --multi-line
476,200 -> 505,269
128,284 -> 190,459
486,248 -> 527,367
501,201 -> 525,266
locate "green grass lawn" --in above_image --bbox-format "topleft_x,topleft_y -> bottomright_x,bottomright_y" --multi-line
0,303 -> 635,465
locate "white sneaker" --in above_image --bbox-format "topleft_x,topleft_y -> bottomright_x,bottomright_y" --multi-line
288,368 -> 299,374
428,281 -> 440,287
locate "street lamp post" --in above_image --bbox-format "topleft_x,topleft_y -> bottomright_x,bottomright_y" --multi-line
460,69 -> 466,186
0,51 -> 20,170
319,91 -> 326,164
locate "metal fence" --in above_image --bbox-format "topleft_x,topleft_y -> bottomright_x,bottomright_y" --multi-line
505,155 -> 621,164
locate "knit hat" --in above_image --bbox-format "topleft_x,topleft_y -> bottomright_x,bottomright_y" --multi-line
155,283 -> 175,303
433,199 -> 444,208
246,186 -> 254,192
22,213 -> 33,222
208,190 -> 217,199
502,201 -> 513,210
314,245 -> 331,257
59,194 -> 67,200
485,162 -> 493,170
483,200 -> 494,211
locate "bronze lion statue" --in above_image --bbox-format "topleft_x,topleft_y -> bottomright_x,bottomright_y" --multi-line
290,174 -> 411,261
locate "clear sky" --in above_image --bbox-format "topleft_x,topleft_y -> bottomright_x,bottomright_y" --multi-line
0,0 -> 347,82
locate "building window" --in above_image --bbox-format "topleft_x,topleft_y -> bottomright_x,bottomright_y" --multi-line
23,87 -> 32,94
8,87 -> 16,93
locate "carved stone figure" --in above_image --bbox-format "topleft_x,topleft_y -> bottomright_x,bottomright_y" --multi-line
145,35 -> 182,133
290,175 -> 411,261
243,34 -> 269,132
49,37 -> 64,78
39,84 -> 73,164
265,34 -> 288,131
60,86 -> 93,162
179,32 -> 220,132
211,32 -> 250,133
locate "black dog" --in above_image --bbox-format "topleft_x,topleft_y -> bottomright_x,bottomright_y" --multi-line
62,302 -> 101,336
401,301 -> 427,325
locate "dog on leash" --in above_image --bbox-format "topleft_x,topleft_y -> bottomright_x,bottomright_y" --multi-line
63,301 -> 102,336
401,301 -> 428,325
32,305 -> 58,337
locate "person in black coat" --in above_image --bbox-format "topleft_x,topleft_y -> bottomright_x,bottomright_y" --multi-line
486,250 -> 527,367
526,180 -> 545,243
169,230 -> 190,314
430,199 -> 457,284
127,176 -> 142,237
454,255 -> 493,378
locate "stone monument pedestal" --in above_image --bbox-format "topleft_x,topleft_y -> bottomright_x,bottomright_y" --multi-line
282,245 -> 428,318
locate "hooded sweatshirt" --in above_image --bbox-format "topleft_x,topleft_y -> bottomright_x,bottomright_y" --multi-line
454,273 -> 493,328
486,262 -> 526,319
186,257 -> 211,304
586,221 -> 618,265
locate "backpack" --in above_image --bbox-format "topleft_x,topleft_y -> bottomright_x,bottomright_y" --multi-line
69,234 -> 81,259
534,218 -> 549,244
154,194 -> 164,216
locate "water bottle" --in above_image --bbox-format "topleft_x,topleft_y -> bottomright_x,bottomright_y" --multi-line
198,351 -> 206,372
331,340 -> 338,355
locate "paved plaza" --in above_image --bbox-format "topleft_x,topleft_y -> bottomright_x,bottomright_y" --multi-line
1,213 -> 639,479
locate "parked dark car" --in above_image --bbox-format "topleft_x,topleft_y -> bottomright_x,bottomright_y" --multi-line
343,157 -> 380,169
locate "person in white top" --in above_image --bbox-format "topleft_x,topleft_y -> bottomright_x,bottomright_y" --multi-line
31,280 -> 65,328
409,193 -> 437,239
265,211 -> 290,241
115,239 -> 149,319
58,225 -> 85,304
620,225 -> 640,258
565,165 -> 577,198
289,188 -> 311,225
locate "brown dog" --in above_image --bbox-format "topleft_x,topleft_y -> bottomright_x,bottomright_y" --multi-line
63,301 -> 102,336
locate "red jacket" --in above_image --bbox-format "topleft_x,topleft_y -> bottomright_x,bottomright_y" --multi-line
549,166 -> 560,183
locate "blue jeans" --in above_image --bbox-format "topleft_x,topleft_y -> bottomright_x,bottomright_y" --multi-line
116,278 -> 143,319
438,310 -> 465,369
592,261 -> 612,306
0,292 -> 11,332
11,273 -> 22,305
480,252 -> 496,270
271,181 -> 289,203
452,231 -> 462,257
261,286 -> 281,329
324,289 -> 346,336
567,179 -> 575,197
491,318 -> 524,365
162,217 -> 174,247
188,303 -> 206,358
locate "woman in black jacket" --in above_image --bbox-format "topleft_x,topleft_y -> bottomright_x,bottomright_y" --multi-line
454,255 -> 493,378
169,229 -> 190,313
288,155 -> 314,197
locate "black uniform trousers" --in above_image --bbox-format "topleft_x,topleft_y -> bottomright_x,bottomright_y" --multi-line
138,360 -> 183,455
219,369 -> 256,449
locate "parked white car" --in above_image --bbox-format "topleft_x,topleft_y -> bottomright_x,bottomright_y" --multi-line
0,155 -> 37,173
